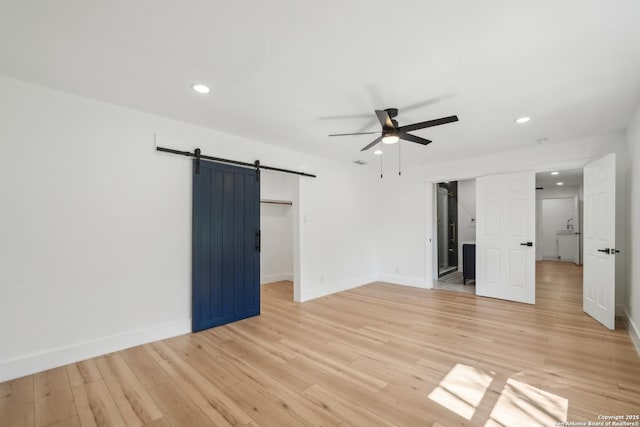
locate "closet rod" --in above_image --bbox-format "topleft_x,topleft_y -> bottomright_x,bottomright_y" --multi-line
261,199 -> 293,206
156,146 -> 317,178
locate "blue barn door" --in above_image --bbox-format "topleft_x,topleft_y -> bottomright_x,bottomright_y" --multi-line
192,159 -> 260,332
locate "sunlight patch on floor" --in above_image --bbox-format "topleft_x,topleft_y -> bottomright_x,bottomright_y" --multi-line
428,363 -> 494,420
485,378 -> 568,426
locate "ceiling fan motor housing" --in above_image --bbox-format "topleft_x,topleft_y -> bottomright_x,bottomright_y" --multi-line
385,108 -> 399,118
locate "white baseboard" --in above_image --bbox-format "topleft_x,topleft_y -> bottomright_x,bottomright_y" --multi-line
377,275 -> 429,289
299,275 -> 377,302
623,307 -> 640,357
0,319 -> 191,383
261,273 -> 293,284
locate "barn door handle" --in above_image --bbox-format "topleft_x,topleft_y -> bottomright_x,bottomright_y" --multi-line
255,230 -> 261,252
613,249 -> 620,253
520,242 -> 533,247
597,248 -> 610,254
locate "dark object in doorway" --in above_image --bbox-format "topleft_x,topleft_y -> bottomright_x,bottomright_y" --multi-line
463,243 -> 476,284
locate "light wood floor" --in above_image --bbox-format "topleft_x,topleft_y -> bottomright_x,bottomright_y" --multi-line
2,261 -> 639,426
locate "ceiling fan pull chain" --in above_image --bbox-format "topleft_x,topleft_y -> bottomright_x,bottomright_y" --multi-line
380,148 -> 383,179
398,141 -> 402,176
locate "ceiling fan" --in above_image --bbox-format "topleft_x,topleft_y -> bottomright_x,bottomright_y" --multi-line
329,108 -> 459,151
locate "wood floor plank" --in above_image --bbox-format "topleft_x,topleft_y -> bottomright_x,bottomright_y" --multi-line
191,334 -> 344,427
34,366 -> 78,427
301,384 -> 396,427
141,417 -> 173,427
146,340 -> 251,426
161,335 -> 244,390
34,387 -> 77,427
42,415 -> 81,427
34,367 -> 70,397
67,359 -> 102,388
96,352 -> 163,426
2,262 -> 639,426
146,381 -> 215,427
72,380 -> 126,427
225,381 -> 305,427
119,346 -> 169,389
0,400 -> 34,427
0,375 -> 33,405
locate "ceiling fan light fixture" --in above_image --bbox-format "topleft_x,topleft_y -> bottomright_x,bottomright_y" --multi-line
515,116 -> 530,124
382,134 -> 399,144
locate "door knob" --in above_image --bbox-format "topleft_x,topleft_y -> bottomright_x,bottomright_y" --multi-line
597,248 -> 610,254
520,242 -> 533,247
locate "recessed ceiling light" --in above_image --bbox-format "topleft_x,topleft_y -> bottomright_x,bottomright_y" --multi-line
515,117 -> 530,124
551,171 -> 559,175
556,182 -> 564,186
192,84 -> 210,94
374,149 -> 383,155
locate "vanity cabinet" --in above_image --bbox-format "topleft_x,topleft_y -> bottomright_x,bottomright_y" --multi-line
462,243 -> 476,284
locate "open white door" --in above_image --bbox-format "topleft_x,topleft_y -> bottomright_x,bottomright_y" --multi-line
583,153 -> 616,330
476,172 -> 536,304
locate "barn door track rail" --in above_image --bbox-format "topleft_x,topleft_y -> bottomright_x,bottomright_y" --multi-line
156,146 -> 317,179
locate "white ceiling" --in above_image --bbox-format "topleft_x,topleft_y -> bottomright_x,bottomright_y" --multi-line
536,168 -> 583,188
1,1 -> 640,169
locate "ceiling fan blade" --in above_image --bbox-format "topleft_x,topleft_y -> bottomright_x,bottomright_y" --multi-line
401,98 -> 441,112
328,131 -> 381,137
360,136 -> 383,152
400,133 -> 432,146
398,115 -> 459,133
375,110 -> 395,129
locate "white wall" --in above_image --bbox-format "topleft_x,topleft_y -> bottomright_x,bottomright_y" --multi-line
298,165 -> 378,300
0,75 -> 378,381
376,170 -> 432,288
260,172 -> 296,284
625,98 -> 640,353
457,179 -> 476,271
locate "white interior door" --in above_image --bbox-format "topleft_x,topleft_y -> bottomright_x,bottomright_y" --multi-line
573,196 -> 581,265
476,172 -> 536,304
583,153 -> 616,330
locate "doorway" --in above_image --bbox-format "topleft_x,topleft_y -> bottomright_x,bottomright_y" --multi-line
535,169 -> 582,264
260,171 -> 298,301
434,179 -> 477,294
437,181 -> 458,276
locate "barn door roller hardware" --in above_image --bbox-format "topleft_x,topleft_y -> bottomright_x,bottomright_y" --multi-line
156,146 -> 317,179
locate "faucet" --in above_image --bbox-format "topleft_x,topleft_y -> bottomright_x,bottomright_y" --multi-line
566,218 -> 574,231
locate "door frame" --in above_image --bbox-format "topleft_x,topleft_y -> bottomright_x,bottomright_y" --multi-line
426,160 -> 589,295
